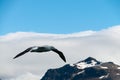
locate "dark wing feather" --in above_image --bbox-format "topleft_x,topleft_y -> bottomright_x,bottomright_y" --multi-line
51,49 -> 66,62
13,47 -> 33,59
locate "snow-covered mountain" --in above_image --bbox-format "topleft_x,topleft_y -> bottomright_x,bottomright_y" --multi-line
41,57 -> 120,80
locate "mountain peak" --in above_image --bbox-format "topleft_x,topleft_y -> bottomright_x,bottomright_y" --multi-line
83,57 -> 101,64
84,57 -> 97,61
72,57 -> 101,69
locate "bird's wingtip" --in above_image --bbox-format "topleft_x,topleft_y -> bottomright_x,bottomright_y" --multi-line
13,56 -> 17,59
13,57 -> 16,59
64,59 -> 66,63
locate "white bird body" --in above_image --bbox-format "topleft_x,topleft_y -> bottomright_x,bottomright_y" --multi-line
13,45 -> 66,62
31,45 -> 53,52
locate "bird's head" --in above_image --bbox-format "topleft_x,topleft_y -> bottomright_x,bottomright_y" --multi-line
50,46 -> 56,50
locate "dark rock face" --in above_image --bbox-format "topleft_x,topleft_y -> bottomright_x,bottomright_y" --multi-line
41,57 -> 120,80
41,64 -> 81,80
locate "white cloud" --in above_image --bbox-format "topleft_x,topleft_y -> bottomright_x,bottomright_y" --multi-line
9,72 -> 40,80
0,25 -> 120,80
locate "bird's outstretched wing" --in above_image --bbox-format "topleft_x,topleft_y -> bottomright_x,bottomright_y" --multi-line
13,47 -> 33,59
51,49 -> 66,62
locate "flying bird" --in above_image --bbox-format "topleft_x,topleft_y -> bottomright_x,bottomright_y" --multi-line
13,45 -> 66,62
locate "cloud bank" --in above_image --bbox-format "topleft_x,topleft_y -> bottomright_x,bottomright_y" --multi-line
0,25 -> 120,80
9,72 -> 40,80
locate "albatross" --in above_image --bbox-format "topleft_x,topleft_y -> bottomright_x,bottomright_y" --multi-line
13,45 -> 66,62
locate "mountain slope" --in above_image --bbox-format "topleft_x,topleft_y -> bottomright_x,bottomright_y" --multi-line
41,57 -> 120,80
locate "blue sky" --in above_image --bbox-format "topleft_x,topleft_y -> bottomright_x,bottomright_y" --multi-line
0,0 -> 120,35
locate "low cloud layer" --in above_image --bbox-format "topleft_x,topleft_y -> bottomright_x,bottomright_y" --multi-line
9,72 -> 40,80
0,25 -> 120,80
